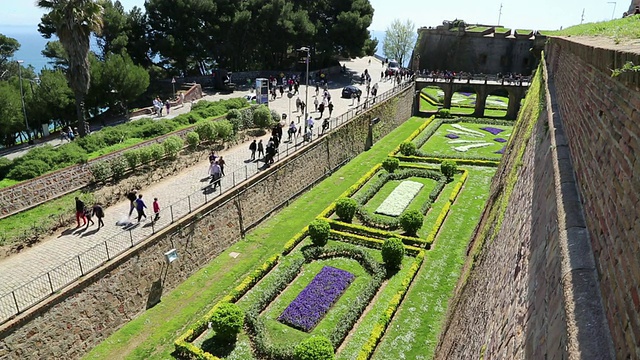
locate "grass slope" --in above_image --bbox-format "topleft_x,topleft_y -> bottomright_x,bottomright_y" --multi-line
84,117 -> 428,360
372,166 -> 495,360
544,15 -> 640,38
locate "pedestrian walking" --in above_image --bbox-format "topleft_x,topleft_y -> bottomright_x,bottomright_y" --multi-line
153,198 -> 160,222
92,203 -> 105,229
75,197 -> 87,227
126,190 -> 137,217
314,97 -> 319,112
328,102 -> 334,117
209,161 -> 222,190
318,103 -> 325,118
249,140 -> 257,160
85,207 -> 95,228
257,139 -> 264,159
135,194 -> 147,222
218,156 -> 226,176
165,99 -> 171,114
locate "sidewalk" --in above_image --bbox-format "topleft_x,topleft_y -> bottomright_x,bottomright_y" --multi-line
0,56 -> 400,319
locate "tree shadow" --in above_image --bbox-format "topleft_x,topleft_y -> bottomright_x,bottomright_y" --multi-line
200,334 -> 237,359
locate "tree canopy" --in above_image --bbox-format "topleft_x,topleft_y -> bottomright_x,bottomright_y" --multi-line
382,18 -> 417,67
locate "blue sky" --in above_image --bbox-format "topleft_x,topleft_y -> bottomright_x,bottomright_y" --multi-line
0,0 -> 629,32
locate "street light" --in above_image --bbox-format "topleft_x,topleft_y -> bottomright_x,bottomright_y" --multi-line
297,47 -> 310,122
607,1 -> 617,20
16,60 -> 32,144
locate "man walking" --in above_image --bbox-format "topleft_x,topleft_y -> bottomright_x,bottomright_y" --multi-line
135,194 -> 147,222
93,203 -> 105,229
257,139 -> 264,159
249,140 -> 257,160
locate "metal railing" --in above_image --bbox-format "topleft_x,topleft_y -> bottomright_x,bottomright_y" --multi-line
415,73 -> 531,86
0,79 -> 416,325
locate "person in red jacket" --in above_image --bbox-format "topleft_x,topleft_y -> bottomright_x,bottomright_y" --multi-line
153,198 -> 160,222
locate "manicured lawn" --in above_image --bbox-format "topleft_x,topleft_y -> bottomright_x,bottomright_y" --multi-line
419,122 -> 513,159
372,166 -> 496,360
83,117 -> 429,360
419,88 -> 508,118
86,138 -> 147,160
544,15 -> 640,39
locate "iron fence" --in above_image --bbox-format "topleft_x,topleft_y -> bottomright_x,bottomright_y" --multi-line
0,79 -> 415,325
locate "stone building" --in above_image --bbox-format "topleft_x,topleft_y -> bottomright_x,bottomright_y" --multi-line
410,20 -> 545,76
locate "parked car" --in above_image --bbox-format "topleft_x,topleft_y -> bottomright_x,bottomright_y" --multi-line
341,85 -> 362,98
243,93 -> 257,102
387,59 -> 401,75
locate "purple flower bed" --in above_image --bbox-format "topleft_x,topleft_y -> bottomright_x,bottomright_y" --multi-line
494,138 -> 507,143
445,133 -> 460,139
480,127 -> 505,135
459,92 -> 474,97
278,266 -> 355,332
495,146 -> 506,154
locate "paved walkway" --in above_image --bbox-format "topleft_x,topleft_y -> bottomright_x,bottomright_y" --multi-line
0,56 -> 404,321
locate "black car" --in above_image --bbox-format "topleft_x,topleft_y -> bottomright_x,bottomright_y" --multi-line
341,85 -> 362,98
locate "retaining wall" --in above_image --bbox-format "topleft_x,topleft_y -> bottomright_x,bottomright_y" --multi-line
0,85 -> 414,359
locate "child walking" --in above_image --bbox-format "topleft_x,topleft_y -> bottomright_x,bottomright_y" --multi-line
153,198 -> 160,222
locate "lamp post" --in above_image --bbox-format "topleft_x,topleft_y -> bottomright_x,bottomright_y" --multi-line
16,60 -> 32,144
607,1 -> 617,19
297,47 -> 310,122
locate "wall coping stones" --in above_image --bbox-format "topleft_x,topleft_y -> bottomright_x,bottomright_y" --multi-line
543,55 -> 615,359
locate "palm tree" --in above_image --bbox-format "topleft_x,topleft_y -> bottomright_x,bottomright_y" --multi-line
38,0 -> 103,137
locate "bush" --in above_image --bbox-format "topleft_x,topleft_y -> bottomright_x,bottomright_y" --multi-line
214,119 -> 234,142
110,156 -> 128,180
227,109 -> 243,133
186,131 -> 200,151
100,127 -> 127,146
335,198 -> 357,223
270,109 -> 281,125
90,161 -> 111,183
76,135 -> 106,153
441,160 -> 457,180
7,159 -> 51,180
163,135 -> 184,159
382,157 -> 400,173
149,143 -> 164,161
308,219 -> 331,246
399,209 -> 423,236
253,105 -> 273,129
195,121 -> 217,142
0,157 -> 12,180
55,142 -> 88,166
293,336 -> 334,360
381,237 -> 405,271
399,141 -> 416,156
123,149 -> 139,170
209,303 -> 244,341
185,113 -> 202,124
138,146 -> 153,164
438,108 -> 452,118
241,107 -> 255,129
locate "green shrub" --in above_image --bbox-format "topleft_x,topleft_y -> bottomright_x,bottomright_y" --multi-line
149,143 -> 164,161
227,109 -> 243,133
293,336 -> 335,360
185,113 -> 202,124
214,119 -> 234,142
335,198 -> 358,223
138,146 -> 153,164
123,149 -> 139,170
55,142 -> 88,165
382,157 -> 400,173
76,135 -> 106,153
308,219 -> 331,246
186,131 -> 200,151
7,159 -> 51,180
110,156 -> 128,180
90,161 -> 111,183
163,135 -> 184,159
195,121 -> 217,142
438,108 -> 452,118
399,209 -> 423,236
253,105 -> 273,129
241,107 -> 255,129
381,237 -> 405,271
270,109 -> 281,125
441,160 -> 458,180
20,145 -> 56,166
0,157 -> 12,180
399,141 -> 417,156
100,127 -> 127,146
209,302 -> 244,341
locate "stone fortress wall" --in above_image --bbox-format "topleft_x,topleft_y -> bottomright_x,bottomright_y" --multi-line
0,85 -> 414,359
434,36 -> 639,358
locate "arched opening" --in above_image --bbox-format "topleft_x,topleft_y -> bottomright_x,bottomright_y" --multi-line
419,86 -> 444,112
450,87 -> 476,115
484,88 -> 509,118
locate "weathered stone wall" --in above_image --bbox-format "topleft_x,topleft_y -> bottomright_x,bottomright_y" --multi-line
0,85 -> 414,359
546,37 -> 640,358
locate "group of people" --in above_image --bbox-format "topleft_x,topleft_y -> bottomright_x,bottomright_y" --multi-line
74,197 -> 105,229
153,97 -> 172,117
125,190 -> 160,223
207,152 -> 226,191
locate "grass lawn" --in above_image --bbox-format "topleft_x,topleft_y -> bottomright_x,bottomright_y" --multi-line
544,15 -> 640,39
419,88 -> 508,118
83,117 -> 429,360
0,190 -> 94,246
419,122 -> 513,159
372,166 -> 496,359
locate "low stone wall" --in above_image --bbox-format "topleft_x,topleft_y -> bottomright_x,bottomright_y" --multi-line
129,83 -> 203,117
0,85 -> 414,359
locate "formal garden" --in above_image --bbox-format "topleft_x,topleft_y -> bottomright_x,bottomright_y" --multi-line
419,86 -> 509,117
81,114 -> 504,360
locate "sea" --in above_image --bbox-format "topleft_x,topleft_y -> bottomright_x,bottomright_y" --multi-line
1,25 -> 388,73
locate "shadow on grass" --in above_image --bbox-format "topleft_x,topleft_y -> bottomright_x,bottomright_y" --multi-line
200,334 -> 238,359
